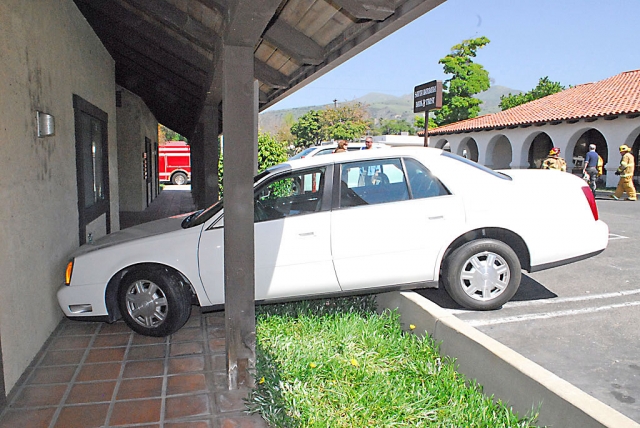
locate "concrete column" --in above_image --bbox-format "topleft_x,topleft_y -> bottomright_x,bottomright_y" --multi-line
222,43 -> 257,390
202,103 -> 220,207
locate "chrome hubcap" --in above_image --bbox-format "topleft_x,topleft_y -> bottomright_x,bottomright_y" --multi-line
459,251 -> 510,301
125,279 -> 168,328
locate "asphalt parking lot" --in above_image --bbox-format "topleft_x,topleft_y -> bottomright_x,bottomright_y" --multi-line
418,194 -> 640,423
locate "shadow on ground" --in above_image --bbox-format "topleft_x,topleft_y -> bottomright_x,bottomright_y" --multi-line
415,274 -> 557,310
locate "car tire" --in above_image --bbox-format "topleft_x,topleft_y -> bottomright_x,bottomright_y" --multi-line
172,172 -> 187,185
442,239 -> 521,310
118,268 -> 192,336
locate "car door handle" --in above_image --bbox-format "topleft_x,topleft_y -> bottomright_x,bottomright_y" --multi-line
298,232 -> 316,237
428,215 -> 444,220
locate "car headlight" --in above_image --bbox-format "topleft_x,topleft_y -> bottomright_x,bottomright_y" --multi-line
65,260 -> 74,285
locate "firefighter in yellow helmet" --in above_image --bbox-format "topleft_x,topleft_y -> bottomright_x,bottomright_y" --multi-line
612,144 -> 637,200
541,147 -> 567,172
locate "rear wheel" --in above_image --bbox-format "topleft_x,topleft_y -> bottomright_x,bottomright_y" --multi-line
442,239 -> 521,310
172,172 -> 187,185
118,268 -> 192,336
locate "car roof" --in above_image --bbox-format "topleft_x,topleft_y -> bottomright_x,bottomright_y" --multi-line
277,146 -> 444,171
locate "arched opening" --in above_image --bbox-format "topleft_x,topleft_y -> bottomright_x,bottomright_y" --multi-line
431,137 -> 448,151
572,129 -> 607,176
527,132 -> 552,169
630,133 -> 640,185
458,138 -> 479,161
487,135 -> 512,169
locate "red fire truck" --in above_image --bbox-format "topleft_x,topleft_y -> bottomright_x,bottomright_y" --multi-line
159,141 -> 191,185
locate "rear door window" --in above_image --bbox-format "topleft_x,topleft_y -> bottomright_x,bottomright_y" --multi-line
338,158 -> 409,207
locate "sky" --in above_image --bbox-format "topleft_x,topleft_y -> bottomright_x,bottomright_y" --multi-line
265,0 -> 640,111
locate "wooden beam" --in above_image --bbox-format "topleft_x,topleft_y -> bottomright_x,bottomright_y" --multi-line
75,0 -> 213,70
263,19 -> 324,65
254,60 -> 289,88
120,0 -> 220,49
332,0 -> 396,21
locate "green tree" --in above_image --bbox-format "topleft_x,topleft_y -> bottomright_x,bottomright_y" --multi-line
375,118 -> 415,135
320,103 -> 371,141
433,37 -> 491,126
158,124 -> 186,144
218,132 -> 288,196
290,110 -> 322,148
499,77 -> 565,110
414,115 -> 437,131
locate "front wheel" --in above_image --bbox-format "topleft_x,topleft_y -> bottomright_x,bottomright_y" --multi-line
442,239 -> 521,310
118,268 -> 192,336
172,172 -> 188,185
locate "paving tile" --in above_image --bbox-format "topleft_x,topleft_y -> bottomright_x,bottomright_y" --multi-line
165,393 -> 211,420
0,407 -> 55,428
76,362 -> 123,382
110,398 -> 162,425
85,347 -> 127,363
215,389 -> 250,413
48,335 -> 92,351
12,384 -> 68,407
54,403 -> 109,428
116,377 -> 163,400
66,381 -> 116,404
165,421 -> 211,428
166,373 -> 207,396
28,365 -> 76,384
219,414 -> 270,428
131,334 -> 168,346
211,354 -> 227,372
168,356 -> 205,374
171,327 -> 203,342
170,341 -> 204,357
123,360 -> 165,378
209,337 -> 226,352
99,321 -> 133,334
58,322 -> 100,336
92,333 -> 131,348
127,344 -> 167,361
40,349 -> 85,366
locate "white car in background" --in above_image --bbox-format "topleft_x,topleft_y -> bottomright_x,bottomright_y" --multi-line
58,147 -> 608,336
289,141 -> 388,159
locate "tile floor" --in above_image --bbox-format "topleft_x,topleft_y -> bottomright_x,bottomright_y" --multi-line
0,310 -> 269,427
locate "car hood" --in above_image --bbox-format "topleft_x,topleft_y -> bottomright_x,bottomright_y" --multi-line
71,213 -> 192,257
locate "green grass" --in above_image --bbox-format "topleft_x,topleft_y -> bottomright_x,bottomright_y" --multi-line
248,296 -> 540,427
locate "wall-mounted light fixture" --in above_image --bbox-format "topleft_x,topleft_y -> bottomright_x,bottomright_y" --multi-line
36,111 -> 55,137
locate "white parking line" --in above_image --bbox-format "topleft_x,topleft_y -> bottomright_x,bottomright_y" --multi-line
447,289 -> 640,314
466,300 -> 640,327
609,233 -> 629,240
504,288 -> 640,308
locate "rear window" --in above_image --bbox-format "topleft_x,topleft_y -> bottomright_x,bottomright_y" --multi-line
441,151 -> 512,180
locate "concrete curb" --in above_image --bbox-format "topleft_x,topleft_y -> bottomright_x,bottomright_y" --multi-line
376,291 -> 640,428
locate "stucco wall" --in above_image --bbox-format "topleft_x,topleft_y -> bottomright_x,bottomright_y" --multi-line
430,116 -> 640,187
0,0 -> 117,392
117,86 -> 159,212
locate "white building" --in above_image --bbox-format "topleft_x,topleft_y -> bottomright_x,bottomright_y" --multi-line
421,70 -> 640,187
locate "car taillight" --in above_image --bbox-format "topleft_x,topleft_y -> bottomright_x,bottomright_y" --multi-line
581,186 -> 599,221
65,260 -> 74,285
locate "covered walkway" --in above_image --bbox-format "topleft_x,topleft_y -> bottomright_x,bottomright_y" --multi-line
0,188 -> 267,427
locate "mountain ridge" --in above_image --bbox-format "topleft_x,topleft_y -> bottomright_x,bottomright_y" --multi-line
259,85 -> 521,134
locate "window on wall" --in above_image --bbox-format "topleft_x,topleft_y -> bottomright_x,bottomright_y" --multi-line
74,95 -> 110,244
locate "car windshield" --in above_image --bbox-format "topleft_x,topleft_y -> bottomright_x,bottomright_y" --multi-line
289,147 -> 317,160
183,164 -> 290,228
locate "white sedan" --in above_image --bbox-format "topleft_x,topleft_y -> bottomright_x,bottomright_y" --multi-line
58,147 -> 609,336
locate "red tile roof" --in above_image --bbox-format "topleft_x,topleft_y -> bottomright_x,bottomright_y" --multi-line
425,69 -> 640,136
